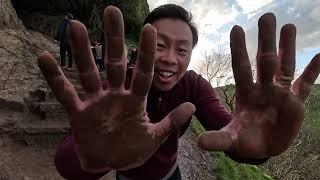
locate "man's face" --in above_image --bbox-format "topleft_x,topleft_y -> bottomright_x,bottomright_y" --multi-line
151,18 -> 193,91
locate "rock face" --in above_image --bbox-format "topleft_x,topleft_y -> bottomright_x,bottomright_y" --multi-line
0,1 -> 146,179
0,1 -> 58,111
0,0 -> 24,29
0,17 -> 67,180
0,27 -> 66,142
11,0 -> 149,40
0,0 -> 149,144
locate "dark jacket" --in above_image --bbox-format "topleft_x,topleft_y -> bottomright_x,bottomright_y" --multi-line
55,18 -> 70,46
129,49 -> 138,65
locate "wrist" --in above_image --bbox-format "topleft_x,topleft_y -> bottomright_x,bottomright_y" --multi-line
224,151 -> 270,165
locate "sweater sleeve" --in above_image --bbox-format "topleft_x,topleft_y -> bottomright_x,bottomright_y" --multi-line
54,134 -> 108,180
192,73 -> 232,130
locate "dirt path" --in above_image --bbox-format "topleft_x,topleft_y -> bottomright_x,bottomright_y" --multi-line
0,127 -> 216,180
177,128 -> 216,180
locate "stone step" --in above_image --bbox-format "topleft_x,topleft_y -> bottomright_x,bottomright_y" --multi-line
13,120 -> 70,148
16,120 -> 70,134
27,94 -> 91,120
67,78 -> 81,85
20,133 -> 68,148
62,67 -> 78,72
74,84 -> 84,92
62,70 -> 107,82
39,102 -> 64,112
30,101 -> 65,113
27,101 -> 65,118
62,70 -> 79,80
42,87 -> 86,102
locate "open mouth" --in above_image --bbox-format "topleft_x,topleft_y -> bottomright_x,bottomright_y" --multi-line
158,71 -> 174,78
155,70 -> 176,83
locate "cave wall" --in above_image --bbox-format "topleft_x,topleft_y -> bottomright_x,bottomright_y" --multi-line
11,0 -> 149,41
0,0 -> 24,29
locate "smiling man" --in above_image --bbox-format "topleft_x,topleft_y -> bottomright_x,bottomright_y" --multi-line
38,4 -> 320,180
151,18 -> 195,91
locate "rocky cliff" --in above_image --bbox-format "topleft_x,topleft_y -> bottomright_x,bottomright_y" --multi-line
0,0 -> 24,29
11,0 -> 149,40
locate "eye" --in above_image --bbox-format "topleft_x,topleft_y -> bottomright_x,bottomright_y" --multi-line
178,48 -> 188,55
157,43 -> 165,49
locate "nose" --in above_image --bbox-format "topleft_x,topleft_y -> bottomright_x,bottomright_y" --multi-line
158,48 -> 178,65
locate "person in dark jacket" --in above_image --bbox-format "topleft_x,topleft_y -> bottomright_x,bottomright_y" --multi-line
100,32 -> 105,66
128,45 -> 138,68
38,4 -> 320,180
55,13 -> 73,69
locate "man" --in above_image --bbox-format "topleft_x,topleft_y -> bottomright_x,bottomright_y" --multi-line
38,4 -> 320,180
129,45 -> 138,68
94,42 -> 104,71
55,13 -> 73,69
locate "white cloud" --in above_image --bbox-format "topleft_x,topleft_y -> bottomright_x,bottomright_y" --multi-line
148,0 -> 171,10
189,35 -> 216,70
236,0 -> 274,13
193,5 -> 239,35
147,0 -> 320,73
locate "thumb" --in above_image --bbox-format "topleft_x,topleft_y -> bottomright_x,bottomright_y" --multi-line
152,102 -> 196,142
197,130 -> 236,152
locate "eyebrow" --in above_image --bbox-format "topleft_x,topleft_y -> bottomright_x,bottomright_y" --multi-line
157,32 -> 192,46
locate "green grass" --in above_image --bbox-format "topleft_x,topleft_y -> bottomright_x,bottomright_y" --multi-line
304,84 -> 320,129
191,117 -> 273,180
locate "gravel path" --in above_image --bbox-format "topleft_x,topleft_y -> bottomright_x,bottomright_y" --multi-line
0,127 -> 216,180
178,127 -> 216,180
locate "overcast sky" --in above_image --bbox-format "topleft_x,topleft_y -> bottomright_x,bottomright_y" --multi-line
147,0 -> 320,83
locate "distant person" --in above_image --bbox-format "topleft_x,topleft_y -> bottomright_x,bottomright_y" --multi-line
91,41 -> 96,62
55,13 -> 73,69
124,43 -> 128,62
100,32 -> 105,63
129,45 -> 137,68
95,42 -> 104,71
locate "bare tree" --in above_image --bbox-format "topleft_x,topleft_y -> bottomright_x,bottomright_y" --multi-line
195,48 -> 231,84
216,76 -> 235,111
195,48 -> 235,111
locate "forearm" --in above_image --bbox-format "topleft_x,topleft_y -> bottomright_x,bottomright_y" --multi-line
54,134 -> 108,180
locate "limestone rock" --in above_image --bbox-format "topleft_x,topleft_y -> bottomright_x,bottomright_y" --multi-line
0,0 -> 24,29
0,29 -> 59,110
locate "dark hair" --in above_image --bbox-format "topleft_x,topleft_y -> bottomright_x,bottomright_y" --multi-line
143,4 -> 198,48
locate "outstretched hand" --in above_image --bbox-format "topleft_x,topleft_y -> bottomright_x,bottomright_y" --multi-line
38,6 -> 195,172
197,13 -> 320,160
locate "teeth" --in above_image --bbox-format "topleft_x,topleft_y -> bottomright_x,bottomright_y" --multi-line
159,71 -> 174,77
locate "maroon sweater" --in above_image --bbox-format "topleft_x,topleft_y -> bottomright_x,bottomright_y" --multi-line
54,70 -> 232,180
